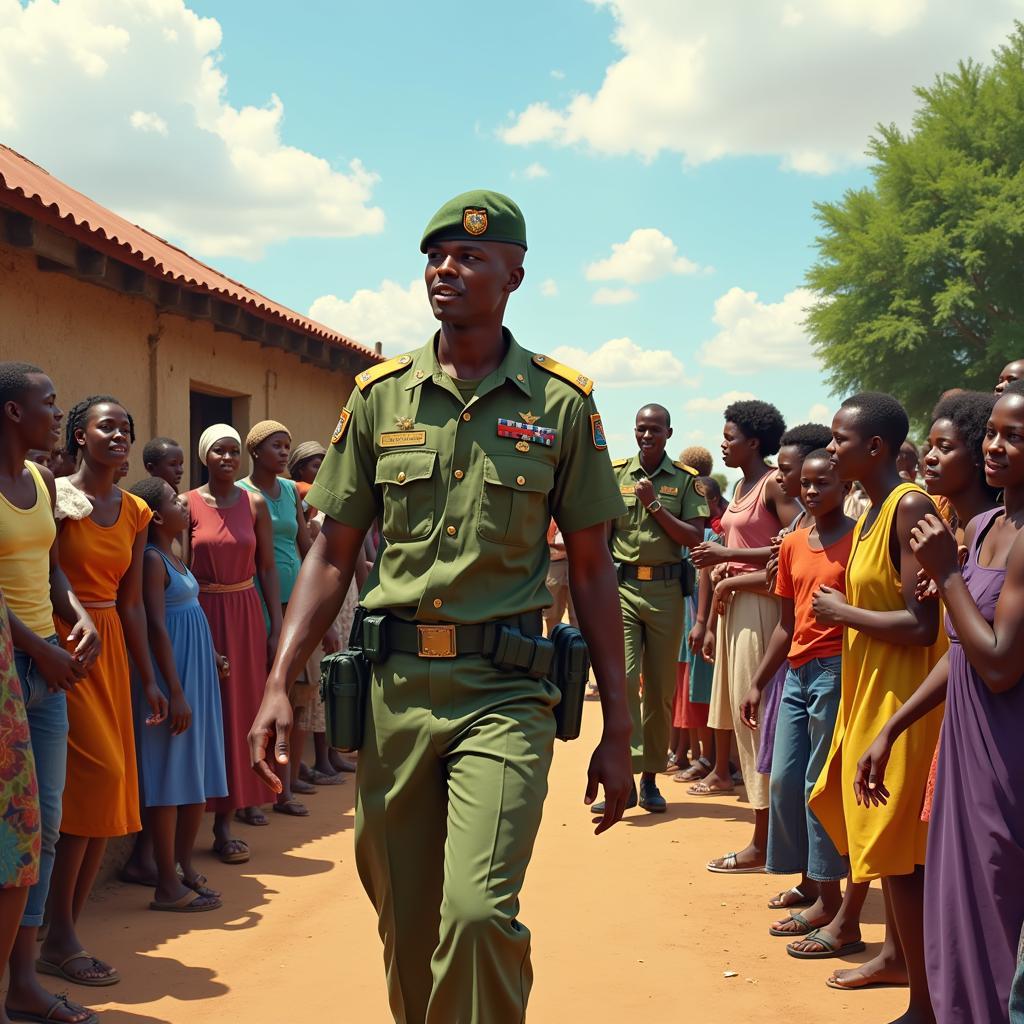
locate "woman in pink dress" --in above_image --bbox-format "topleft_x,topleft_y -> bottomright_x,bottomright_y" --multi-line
184,425 -> 280,865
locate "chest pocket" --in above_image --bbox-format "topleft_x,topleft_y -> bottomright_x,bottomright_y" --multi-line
616,492 -> 638,531
376,450 -> 438,542
478,454 -> 554,548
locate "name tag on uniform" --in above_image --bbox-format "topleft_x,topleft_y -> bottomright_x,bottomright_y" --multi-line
620,484 -> 636,495
379,431 -> 427,448
660,485 -> 679,496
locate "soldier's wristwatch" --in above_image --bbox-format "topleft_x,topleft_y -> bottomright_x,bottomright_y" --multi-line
647,499 -> 663,513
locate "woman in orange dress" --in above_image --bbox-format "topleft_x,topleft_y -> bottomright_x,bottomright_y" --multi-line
37,397 -> 166,988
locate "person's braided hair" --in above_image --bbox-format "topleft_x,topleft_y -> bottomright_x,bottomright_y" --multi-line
128,476 -> 168,513
64,395 -> 136,463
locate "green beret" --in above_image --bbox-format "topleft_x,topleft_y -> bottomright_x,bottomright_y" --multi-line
420,190 -> 527,252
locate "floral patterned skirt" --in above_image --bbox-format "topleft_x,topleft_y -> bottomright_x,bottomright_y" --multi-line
0,591 -> 41,889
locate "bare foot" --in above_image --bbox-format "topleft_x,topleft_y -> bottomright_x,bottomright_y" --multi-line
824,948 -> 908,990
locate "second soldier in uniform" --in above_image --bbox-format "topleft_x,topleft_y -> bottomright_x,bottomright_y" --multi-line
249,191 -> 633,1023
593,404 -> 708,814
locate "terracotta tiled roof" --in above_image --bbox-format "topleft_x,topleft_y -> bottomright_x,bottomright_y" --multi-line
0,144 -> 380,362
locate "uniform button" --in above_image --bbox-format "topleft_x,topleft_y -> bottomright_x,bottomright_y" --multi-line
415,370 -> 424,379
454,469 -> 464,480
516,374 -> 525,382
432,598 -> 442,609
397,472 -> 406,483
446,525 -> 457,536
516,475 -> 526,486
462,412 -> 471,422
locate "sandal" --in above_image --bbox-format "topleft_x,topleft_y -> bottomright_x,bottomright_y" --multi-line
183,874 -> 222,900
291,778 -> 318,796
234,807 -> 269,827
674,756 -> 712,783
36,950 -> 119,987
787,929 -> 867,960
213,838 -> 250,864
7,993 -> 99,1023
688,778 -> 735,797
273,797 -> 309,817
768,885 -> 813,910
706,852 -> 766,874
302,767 -> 344,786
150,889 -> 222,913
769,911 -> 817,937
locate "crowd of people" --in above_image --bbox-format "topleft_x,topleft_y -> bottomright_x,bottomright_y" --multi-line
0,351 -> 1023,1024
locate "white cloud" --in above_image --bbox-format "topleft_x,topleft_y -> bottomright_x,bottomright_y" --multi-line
586,228 -> 701,283
309,279 -> 435,355
807,402 -> 833,423
129,110 -> 167,135
685,391 -> 757,414
0,0 -> 384,259
550,69 -> 566,80
592,287 -> 638,305
550,337 -> 685,387
523,161 -> 549,179
698,287 -> 816,373
499,0 -> 1017,172
540,278 -> 559,297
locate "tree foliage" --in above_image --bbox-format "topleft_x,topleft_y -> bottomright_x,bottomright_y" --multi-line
807,24 -> 1024,425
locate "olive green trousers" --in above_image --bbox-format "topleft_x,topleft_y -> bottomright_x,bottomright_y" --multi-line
355,649 -> 558,1024
619,578 -> 686,774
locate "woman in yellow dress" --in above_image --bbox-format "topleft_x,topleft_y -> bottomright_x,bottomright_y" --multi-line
805,394 -> 945,1021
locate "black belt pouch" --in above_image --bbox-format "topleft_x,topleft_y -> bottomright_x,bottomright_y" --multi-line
320,650 -> 370,753
549,624 -> 591,742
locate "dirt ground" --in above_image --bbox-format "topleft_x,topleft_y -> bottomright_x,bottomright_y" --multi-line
74,700 -> 905,1024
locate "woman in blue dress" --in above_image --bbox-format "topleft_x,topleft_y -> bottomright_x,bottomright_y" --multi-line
130,478 -> 227,912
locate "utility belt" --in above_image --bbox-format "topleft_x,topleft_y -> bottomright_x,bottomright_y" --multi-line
320,607 -> 591,752
617,560 -> 695,596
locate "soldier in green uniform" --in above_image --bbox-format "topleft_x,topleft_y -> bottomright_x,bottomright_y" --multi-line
592,404 -> 708,814
248,190 -> 632,1024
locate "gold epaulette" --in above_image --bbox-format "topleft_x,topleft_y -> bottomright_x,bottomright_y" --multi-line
612,458 -> 628,468
674,461 -> 699,476
355,353 -> 415,392
531,353 -> 594,396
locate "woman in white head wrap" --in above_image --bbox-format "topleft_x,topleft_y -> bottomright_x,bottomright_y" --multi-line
186,421 -> 282,863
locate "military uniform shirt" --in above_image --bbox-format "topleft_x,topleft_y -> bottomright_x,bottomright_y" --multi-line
609,453 -> 709,566
308,331 -> 626,623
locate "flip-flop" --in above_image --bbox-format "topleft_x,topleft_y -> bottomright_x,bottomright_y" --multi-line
7,993 -> 99,1023
769,911 -> 817,937
273,798 -> 309,817
768,885 -> 814,909
689,780 -> 735,797
150,889 -> 222,913
787,928 -> 867,960
707,852 -> 766,874
35,950 -> 119,987
183,874 -> 222,900
824,973 -> 906,991
213,838 -> 250,864
674,756 -> 712,783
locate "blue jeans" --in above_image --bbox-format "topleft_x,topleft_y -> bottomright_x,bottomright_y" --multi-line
767,656 -> 847,882
14,639 -> 68,928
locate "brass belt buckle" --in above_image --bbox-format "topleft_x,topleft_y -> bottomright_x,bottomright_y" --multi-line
417,624 -> 457,658
636,565 -> 654,581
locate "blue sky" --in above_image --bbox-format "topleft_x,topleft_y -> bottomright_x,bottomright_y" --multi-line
4,0 -> 1021,466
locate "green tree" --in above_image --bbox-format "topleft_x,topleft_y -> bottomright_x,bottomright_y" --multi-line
807,24 -> 1024,425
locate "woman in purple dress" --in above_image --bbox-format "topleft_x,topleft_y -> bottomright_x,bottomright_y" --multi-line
857,384 -> 1024,1023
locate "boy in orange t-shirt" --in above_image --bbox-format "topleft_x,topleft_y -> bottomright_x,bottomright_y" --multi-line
741,450 -> 860,953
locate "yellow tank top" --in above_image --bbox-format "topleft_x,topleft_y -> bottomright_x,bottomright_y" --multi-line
0,461 -> 56,638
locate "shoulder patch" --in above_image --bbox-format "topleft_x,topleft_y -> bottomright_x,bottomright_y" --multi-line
355,353 -> 415,392
673,461 -> 699,476
611,458 -> 628,468
531,353 -> 594,396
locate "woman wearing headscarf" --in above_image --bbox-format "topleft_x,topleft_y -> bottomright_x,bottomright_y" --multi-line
239,421 -> 315,813
184,425 -> 281,864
